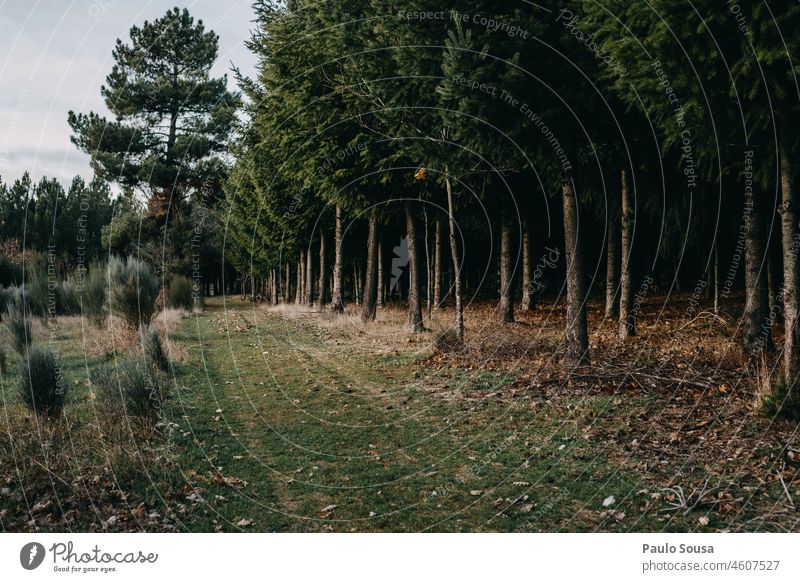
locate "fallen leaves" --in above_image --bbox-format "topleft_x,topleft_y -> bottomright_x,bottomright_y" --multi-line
215,475 -> 248,489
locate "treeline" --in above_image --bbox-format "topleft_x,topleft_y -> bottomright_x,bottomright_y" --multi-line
0,172 -> 112,284
224,1 -> 800,417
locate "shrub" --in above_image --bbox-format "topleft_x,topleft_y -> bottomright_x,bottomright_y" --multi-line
168,275 -> 193,310
108,256 -> 160,327
19,346 -> 68,418
80,261 -> 108,326
761,373 -> 800,422
0,344 -> 6,375
140,324 -> 169,372
5,290 -> 32,354
0,285 -> 12,321
57,277 -> 81,315
93,358 -> 167,422
26,264 -> 50,319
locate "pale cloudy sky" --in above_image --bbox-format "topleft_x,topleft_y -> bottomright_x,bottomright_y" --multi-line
0,0 -> 257,186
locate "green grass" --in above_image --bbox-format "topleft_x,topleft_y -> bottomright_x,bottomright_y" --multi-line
160,300 -> 674,532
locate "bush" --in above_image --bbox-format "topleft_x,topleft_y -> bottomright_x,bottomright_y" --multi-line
5,290 -> 32,354
19,346 -> 68,418
20,261 -> 80,318
26,264 -> 50,319
93,358 -> 167,422
0,285 -> 12,321
168,275 -> 193,310
0,344 -> 6,375
57,277 -> 81,315
108,256 -> 160,327
761,374 -> 800,421
140,324 -> 169,372
80,262 -> 108,326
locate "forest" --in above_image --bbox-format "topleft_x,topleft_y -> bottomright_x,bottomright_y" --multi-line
1,0 -> 800,533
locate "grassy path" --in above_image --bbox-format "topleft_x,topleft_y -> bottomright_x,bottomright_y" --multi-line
168,298 -> 659,532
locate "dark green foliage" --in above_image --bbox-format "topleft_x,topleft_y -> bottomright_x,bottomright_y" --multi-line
18,346 -> 68,418
140,324 -> 169,373
107,256 -> 160,327
93,358 -> 167,422
0,343 -> 6,375
0,173 -> 113,270
168,275 -> 193,310
68,8 -> 239,208
761,375 -> 800,422
80,261 -> 108,326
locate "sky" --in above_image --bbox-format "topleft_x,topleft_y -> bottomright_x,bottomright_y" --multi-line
0,0 -> 258,187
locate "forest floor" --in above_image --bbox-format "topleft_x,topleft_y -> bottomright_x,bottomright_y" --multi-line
1,294 -> 799,532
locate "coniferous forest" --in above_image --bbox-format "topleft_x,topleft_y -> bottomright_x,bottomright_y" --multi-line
3,1 -> 800,542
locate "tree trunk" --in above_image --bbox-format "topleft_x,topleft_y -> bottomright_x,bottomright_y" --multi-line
317,231 -> 327,310
445,172 -> 464,342
714,240 -> 720,314
768,211 -> 784,323
520,219 -> 533,311
405,202 -> 424,332
353,262 -> 360,305
562,175 -> 589,363
295,259 -> 302,304
499,212 -> 515,323
780,137 -> 800,393
283,262 -> 289,303
304,243 -> 313,305
331,205 -> 345,313
424,210 -> 432,317
605,215 -> 619,318
361,207 -> 379,323
434,219 -> 442,309
377,237 -> 384,308
619,168 -> 635,339
743,181 -> 772,352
